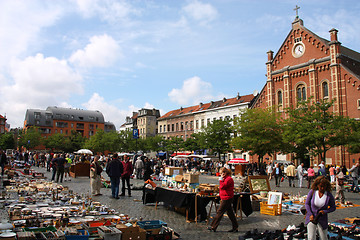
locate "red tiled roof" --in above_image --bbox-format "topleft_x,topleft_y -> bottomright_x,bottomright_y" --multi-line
158,94 -> 255,119
132,113 -> 138,119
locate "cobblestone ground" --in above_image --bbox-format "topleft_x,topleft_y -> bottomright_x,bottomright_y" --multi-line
2,168 -> 360,240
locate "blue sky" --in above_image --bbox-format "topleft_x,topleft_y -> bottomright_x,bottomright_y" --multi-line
1,0 -> 360,129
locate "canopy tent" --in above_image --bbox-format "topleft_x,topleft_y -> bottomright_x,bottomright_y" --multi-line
172,154 -> 218,161
172,155 -> 191,160
171,152 -> 191,157
74,149 -> 93,155
228,158 -> 249,164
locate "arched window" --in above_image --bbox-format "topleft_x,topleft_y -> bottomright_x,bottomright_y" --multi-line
277,90 -> 283,105
296,84 -> 306,101
322,82 -> 329,98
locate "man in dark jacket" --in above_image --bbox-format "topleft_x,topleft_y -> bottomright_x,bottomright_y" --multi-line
121,155 -> 133,197
0,150 -> 7,176
56,154 -> 67,183
106,153 -> 123,199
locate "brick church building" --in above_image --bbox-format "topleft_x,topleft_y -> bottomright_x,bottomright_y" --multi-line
252,16 -> 360,168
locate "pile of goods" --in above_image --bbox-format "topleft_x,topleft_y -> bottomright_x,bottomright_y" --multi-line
0,170 -> 178,240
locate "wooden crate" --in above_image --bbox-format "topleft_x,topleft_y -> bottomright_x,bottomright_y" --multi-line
260,201 -> 282,216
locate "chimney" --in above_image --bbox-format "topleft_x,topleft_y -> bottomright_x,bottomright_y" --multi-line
267,50 -> 273,62
199,103 -> 203,108
329,28 -> 338,42
223,97 -> 226,102
237,92 -> 240,100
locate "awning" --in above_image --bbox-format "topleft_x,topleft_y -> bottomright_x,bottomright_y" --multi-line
171,152 -> 191,157
228,158 -> 249,164
157,152 -> 167,156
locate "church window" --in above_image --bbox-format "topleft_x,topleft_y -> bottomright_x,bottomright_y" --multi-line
322,82 -> 329,99
277,90 -> 283,105
296,84 -> 306,101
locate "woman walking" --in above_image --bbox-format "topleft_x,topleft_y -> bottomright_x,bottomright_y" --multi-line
305,176 -> 336,240
208,167 -> 238,232
90,155 -> 102,196
307,165 -> 315,189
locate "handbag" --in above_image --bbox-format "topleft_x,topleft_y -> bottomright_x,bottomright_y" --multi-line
300,205 -> 306,215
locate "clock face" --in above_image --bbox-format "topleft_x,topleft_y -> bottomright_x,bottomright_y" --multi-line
293,43 -> 305,57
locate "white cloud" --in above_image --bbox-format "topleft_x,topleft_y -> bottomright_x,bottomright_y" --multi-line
182,0 -> 218,26
168,76 -> 214,106
82,93 -> 130,129
307,9 -> 360,46
75,0 -> 140,23
0,53 -> 83,128
69,34 -> 121,68
0,0 -> 63,69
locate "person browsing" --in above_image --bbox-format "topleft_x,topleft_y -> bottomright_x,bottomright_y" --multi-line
305,176 -> 336,240
208,167 -> 238,232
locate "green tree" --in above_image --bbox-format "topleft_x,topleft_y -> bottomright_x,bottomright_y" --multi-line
84,130 -> 109,153
145,135 -> 165,153
118,130 -> 139,153
183,136 -> 202,153
0,132 -> 15,149
18,127 -> 42,150
284,99 -> 350,163
232,108 -> 283,163
66,130 -> 86,153
167,137 -> 184,154
203,119 -> 233,160
346,119 -> 360,154
43,133 -> 66,152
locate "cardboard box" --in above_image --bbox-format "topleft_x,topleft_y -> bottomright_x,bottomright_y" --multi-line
121,228 -> 146,240
165,167 -> 183,176
174,175 -> 183,182
115,224 -> 139,234
183,173 -> 199,183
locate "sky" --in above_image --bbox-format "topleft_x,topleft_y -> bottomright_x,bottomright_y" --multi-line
1,0 -> 360,129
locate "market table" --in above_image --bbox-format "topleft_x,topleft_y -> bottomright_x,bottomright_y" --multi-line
142,187 -> 252,223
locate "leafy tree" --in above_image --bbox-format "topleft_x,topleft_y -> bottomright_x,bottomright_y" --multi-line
284,99 -> 350,163
232,108 -> 283,163
66,130 -> 86,153
43,133 -> 66,152
18,127 -> 42,150
202,119 -> 233,160
167,137 -> 184,154
0,132 -> 15,149
84,130 -> 110,154
118,130 -> 138,153
145,135 -> 165,153
346,119 -> 360,154
183,136 -> 202,153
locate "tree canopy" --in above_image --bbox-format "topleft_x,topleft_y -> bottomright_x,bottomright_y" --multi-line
232,107 -> 283,163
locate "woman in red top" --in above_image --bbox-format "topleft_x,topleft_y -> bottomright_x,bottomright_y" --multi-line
307,166 -> 316,189
208,167 -> 238,232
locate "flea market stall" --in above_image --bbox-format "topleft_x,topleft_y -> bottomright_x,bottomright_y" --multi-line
0,164 -> 178,240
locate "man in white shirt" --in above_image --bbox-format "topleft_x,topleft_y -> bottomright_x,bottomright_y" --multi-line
297,163 -> 304,188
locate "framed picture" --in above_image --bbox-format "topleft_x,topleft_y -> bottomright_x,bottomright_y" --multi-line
268,191 -> 283,205
248,176 -> 271,193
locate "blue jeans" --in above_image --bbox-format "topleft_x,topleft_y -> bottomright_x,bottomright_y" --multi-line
110,177 -> 120,198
